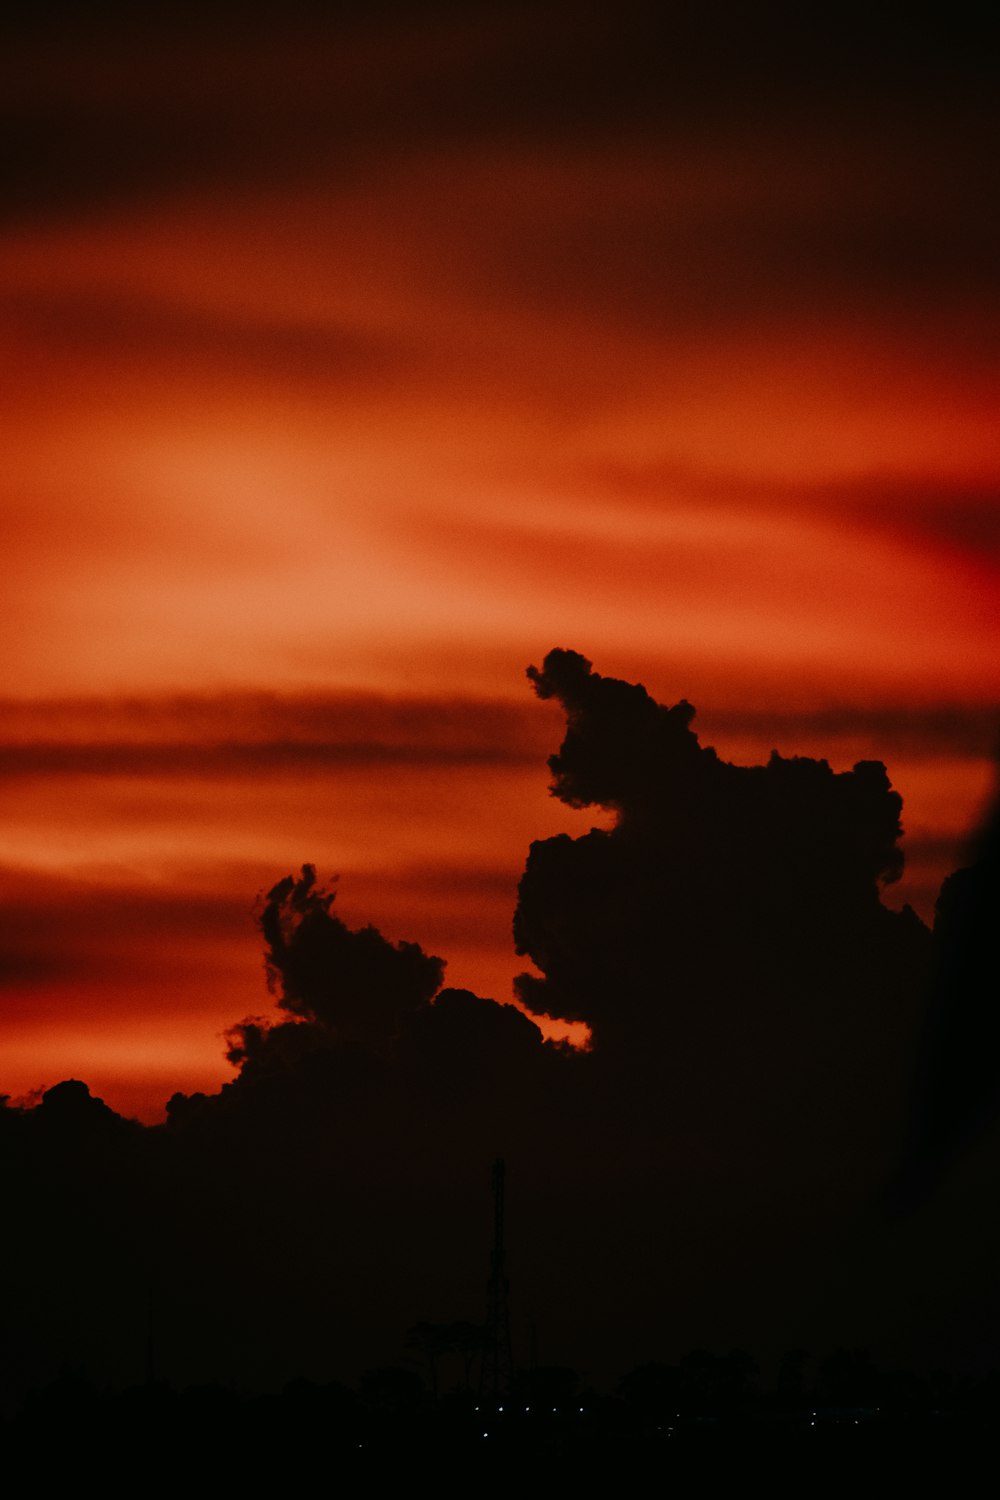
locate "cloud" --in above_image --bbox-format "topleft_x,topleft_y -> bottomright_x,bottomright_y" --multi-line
3,3 -> 993,218
0,865 -> 251,997
0,691 -> 549,774
894,771 -> 1000,1198
516,650 -> 935,1144
7,647 -> 1000,1397
259,863 -> 445,1038
1,8 -> 994,730
698,707 -> 1000,762
1,288 -> 417,388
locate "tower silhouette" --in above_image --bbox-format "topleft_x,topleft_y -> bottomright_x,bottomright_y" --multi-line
482,1157 -> 514,1395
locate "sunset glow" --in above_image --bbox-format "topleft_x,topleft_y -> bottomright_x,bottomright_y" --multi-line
2,6 -> 996,1119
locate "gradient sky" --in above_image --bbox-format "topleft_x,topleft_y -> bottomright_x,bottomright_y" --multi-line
1,3 -> 997,1118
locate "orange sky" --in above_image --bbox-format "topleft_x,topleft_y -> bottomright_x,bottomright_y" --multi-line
1,6 -> 997,1118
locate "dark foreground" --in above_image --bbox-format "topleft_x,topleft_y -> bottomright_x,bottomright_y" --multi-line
7,1374 -> 1000,1482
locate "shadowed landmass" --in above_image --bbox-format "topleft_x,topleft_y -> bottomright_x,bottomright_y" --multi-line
2,649 -> 998,1426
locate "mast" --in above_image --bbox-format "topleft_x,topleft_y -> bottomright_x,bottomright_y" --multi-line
483,1157 -> 514,1395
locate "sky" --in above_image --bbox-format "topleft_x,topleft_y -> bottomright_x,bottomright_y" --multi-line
1,2 -> 998,1120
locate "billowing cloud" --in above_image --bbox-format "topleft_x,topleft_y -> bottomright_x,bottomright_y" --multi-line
514,651 -> 927,1059
259,863 -> 445,1037
9,649 -> 997,1400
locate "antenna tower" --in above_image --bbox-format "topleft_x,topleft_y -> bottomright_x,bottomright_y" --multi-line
483,1157 -> 514,1395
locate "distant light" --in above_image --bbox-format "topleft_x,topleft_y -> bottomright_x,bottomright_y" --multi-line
498,1406 -> 503,1412
578,1407 -> 584,1412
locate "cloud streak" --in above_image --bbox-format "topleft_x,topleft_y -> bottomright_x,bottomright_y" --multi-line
1,4 -> 996,1119
5,691 -> 995,775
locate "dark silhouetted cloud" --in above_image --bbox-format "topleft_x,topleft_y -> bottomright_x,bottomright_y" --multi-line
259,863 -> 445,1039
6,648 -> 1000,1398
896,773 -> 1000,1199
514,650 -> 925,1058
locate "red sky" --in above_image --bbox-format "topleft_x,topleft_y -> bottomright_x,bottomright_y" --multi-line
1,5 -> 997,1119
